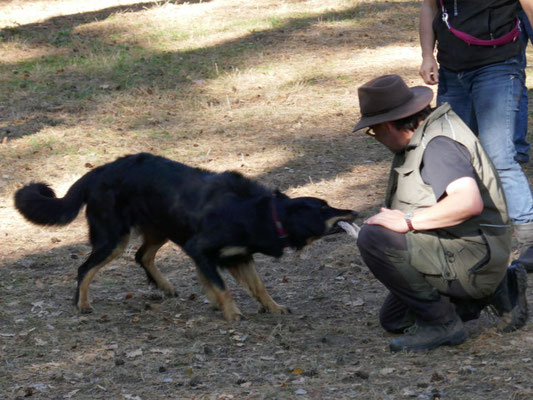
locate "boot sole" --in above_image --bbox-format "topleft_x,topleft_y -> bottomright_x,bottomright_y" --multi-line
389,329 -> 467,352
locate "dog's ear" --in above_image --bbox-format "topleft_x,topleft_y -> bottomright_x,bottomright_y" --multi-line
254,195 -> 271,211
274,189 -> 289,200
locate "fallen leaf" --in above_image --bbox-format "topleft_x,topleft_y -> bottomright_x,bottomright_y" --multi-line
122,395 -> 141,400
292,368 -> 305,375
346,298 -> 365,307
126,348 -> 143,358
150,348 -> 172,355
64,389 -> 80,398
380,367 -> 395,375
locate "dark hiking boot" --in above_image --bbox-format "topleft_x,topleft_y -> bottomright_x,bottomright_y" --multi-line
488,264 -> 529,332
514,222 -> 533,272
384,310 -> 416,334
452,298 -> 483,322
389,315 -> 467,352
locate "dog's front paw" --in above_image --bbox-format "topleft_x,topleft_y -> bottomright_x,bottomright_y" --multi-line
78,305 -> 94,314
165,287 -> 178,298
224,310 -> 245,322
277,305 -> 291,315
261,304 -> 291,315
222,304 -> 245,322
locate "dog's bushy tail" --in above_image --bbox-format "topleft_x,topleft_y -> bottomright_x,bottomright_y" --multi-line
14,178 -> 88,226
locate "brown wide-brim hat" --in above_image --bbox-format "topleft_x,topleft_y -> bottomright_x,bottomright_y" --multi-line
353,74 -> 433,132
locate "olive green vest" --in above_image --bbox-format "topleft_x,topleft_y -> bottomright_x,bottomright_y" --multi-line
385,104 -> 511,298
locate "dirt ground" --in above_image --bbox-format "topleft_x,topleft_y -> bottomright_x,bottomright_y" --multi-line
2,1 -> 533,399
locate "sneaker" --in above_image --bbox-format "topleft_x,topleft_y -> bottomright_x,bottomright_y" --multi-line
389,315 -> 467,352
488,264 -> 528,332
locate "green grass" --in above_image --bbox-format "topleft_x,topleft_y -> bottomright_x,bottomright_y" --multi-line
1,1 -> 360,108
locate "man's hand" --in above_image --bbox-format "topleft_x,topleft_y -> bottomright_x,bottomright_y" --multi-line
338,221 -> 361,239
365,208 -> 409,233
419,57 -> 439,85
419,0 -> 439,85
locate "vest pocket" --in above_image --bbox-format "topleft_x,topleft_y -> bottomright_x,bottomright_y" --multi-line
439,230 -> 490,282
406,230 -> 488,281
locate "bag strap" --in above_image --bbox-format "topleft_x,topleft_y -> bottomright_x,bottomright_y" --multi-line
439,0 -> 521,46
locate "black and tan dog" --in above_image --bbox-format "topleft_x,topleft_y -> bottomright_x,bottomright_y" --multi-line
15,153 -> 357,321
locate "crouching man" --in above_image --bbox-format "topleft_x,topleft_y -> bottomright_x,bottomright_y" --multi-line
349,74 -> 528,352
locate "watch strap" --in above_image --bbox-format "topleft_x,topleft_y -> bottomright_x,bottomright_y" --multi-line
405,212 -> 415,232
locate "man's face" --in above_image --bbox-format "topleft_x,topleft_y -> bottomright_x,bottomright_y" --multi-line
368,123 -> 411,153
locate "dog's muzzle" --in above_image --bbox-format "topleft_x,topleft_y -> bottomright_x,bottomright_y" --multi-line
325,210 -> 358,235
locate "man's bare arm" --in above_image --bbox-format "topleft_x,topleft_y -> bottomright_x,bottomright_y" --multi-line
365,177 -> 483,232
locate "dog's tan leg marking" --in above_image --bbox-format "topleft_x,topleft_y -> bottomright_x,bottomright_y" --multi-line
197,272 -> 220,309
140,239 -> 176,297
78,235 -> 130,313
229,262 -> 289,315
197,271 -> 242,321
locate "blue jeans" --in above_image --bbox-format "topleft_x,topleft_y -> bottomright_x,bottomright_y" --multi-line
515,10 -> 533,162
437,57 -> 533,224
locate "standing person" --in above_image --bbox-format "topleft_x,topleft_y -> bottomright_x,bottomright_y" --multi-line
348,74 -> 528,352
515,8 -> 533,164
419,0 -> 533,273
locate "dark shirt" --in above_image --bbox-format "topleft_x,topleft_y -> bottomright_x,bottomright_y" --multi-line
421,136 -> 475,201
433,0 -> 522,71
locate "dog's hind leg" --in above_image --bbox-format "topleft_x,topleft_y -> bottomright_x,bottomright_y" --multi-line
197,271 -> 243,322
135,235 -> 176,297
75,234 -> 130,313
229,262 -> 290,315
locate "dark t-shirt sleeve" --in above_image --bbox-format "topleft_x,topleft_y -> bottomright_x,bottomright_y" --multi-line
420,136 -> 475,201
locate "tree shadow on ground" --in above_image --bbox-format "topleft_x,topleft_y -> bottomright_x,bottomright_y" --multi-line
0,116 -> 64,139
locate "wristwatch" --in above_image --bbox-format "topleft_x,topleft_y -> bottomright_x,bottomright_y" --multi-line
404,212 -> 415,232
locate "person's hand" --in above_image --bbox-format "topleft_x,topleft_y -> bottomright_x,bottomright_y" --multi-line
419,56 -> 439,85
365,208 -> 409,233
338,221 -> 361,240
